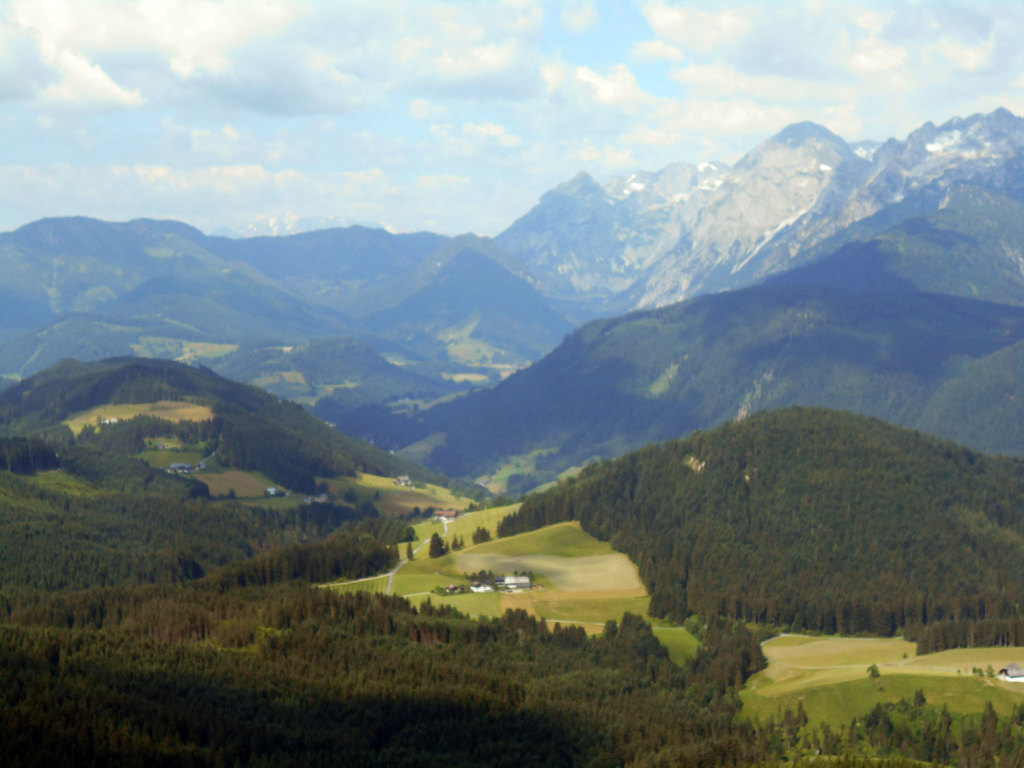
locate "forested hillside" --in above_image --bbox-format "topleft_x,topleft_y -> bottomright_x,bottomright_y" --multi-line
0,357 -> 440,493
500,408 -> 1024,635
0,585 -> 769,767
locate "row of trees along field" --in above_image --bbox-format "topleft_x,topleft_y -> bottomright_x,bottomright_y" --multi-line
500,407 -> 1024,635
908,617 -> 1024,655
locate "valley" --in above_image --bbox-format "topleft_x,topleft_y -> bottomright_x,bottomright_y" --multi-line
5,106 -> 1024,766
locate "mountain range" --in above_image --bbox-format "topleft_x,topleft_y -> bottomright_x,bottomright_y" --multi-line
0,220 -> 571,404
350,182 -> 1024,489
3,107 -> 1024,492
498,107 -> 1024,314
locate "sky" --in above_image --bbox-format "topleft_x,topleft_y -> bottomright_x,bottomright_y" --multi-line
2,0 -> 1024,237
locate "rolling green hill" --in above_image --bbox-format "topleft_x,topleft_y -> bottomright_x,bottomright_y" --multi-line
500,407 -> 1024,635
365,244 -> 574,365
0,357 -> 441,494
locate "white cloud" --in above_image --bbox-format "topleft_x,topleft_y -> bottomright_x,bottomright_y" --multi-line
845,36 -> 908,76
38,48 -> 143,106
410,98 -> 447,120
10,0 -> 297,79
621,98 -> 801,150
541,60 -> 569,91
463,121 -> 523,147
671,62 -> 847,104
642,3 -> 752,53
562,4 -> 599,34
575,64 -> 651,109
631,39 -> 684,62
434,41 -> 521,77
574,144 -> 634,167
935,36 -> 994,73
501,0 -> 544,33
416,173 -> 471,190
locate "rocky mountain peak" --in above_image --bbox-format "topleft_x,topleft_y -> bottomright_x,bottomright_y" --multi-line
545,171 -> 606,202
498,107 -> 1024,317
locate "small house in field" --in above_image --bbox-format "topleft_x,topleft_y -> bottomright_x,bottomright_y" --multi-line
433,509 -> 459,521
504,575 -> 531,590
999,663 -> 1024,681
396,475 -> 413,487
265,487 -> 280,497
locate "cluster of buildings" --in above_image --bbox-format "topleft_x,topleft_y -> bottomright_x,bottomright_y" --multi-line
167,462 -> 205,474
443,574 -> 532,595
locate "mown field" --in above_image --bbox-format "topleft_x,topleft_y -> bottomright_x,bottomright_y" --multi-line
197,469 -> 284,499
371,518 -> 689,638
742,633 -> 1024,727
64,400 -> 215,436
330,471 -> 475,516
327,513 -> 700,661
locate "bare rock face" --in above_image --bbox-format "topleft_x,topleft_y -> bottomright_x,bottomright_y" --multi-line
497,108 -> 1024,314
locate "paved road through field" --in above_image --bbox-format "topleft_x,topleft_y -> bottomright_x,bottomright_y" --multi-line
387,535 -> 434,595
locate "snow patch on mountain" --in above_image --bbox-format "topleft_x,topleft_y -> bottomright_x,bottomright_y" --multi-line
497,108 -> 1024,314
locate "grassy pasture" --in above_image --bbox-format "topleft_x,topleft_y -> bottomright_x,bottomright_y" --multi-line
22,470 -> 98,497
477,448 -> 556,493
329,471 -> 475,517
456,552 -> 644,593
742,633 -> 1024,727
197,469 -> 281,499
138,450 -> 204,469
331,518 -> 700,651
396,432 -> 447,466
467,522 -> 614,558
399,522 -> 656,634
410,504 -> 519,545
654,627 -> 702,666
328,575 -> 389,595
64,401 -> 215,436
131,337 -> 239,361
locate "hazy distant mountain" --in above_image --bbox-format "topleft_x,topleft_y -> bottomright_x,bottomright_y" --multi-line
365,239 -> 574,365
360,191 -> 1024,488
0,218 -> 570,380
207,225 -> 449,317
499,108 -> 1024,314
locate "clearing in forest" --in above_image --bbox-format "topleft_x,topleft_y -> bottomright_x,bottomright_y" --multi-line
743,633 -> 1024,728
329,515 -> 699,663
64,401 -> 215,436
330,472 -> 475,516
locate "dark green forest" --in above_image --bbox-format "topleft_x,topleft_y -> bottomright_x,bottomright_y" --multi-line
500,407 -> 1024,635
0,579 -> 770,767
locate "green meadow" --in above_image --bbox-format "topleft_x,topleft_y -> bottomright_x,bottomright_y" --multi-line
64,401 -> 215,436
742,633 -> 1024,727
345,517 -> 697,649
332,471 -> 475,517
477,448 -> 556,493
